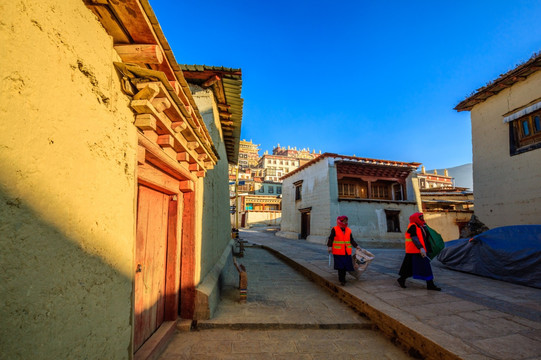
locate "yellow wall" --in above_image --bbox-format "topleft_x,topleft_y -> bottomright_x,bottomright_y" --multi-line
0,1 -> 137,359
424,212 -> 472,242
470,71 -> 541,228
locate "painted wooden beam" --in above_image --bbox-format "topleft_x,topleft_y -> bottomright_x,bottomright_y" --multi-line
202,74 -> 220,88
114,44 -> 164,64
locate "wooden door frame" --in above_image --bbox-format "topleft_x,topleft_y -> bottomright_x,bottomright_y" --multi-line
135,135 -> 198,358
299,207 -> 311,239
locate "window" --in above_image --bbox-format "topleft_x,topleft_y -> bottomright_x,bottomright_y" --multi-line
268,186 -> 274,193
372,183 -> 390,199
277,186 -> 282,194
385,210 -> 401,232
338,182 -> 357,197
510,109 -> 541,155
294,181 -> 303,200
259,186 -> 264,193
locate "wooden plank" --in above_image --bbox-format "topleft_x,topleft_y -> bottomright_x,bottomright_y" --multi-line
165,198 -> 179,321
171,121 -> 187,133
186,141 -> 199,150
202,74 -> 220,88
139,133 -> 195,183
176,152 -> 191,163
151,97 -> 171,113
179,180 -> 194,193
133,321 -> 176,360
138,163 -> 179,195
137,146 -> 146,165
106,0 -> 155,44
143,129 -> 158,143
180,191 -> 196,319
157,135 -> 175,148
169,81 -> 180,95
114,44 -> 164,64
135,114 -> 157,131
219,112 -> 232,119
133,83 -> 161,101
85,5 -> 130,44
134,185 -> 150,350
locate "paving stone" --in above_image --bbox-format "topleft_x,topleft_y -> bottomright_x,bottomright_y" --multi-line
473,334 -> 541,360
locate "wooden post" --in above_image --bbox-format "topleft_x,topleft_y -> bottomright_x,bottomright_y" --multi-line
180,190 -> 196,319
233,257 -> 247,303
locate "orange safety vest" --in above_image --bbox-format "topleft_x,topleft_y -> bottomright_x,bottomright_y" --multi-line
332,226 -> 353,255
405,223 -> 426,254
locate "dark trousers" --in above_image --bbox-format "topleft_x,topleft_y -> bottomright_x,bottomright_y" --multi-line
338,269 -> 346,283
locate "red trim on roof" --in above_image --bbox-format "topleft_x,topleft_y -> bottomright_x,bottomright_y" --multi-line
280,153 -> 421,181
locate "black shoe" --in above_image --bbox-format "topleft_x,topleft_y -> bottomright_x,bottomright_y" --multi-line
427,284 -> 441,291
340,281 -> 346,286
397,278 -> 406,288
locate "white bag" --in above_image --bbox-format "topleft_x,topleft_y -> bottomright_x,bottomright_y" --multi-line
349,248 -> 375,279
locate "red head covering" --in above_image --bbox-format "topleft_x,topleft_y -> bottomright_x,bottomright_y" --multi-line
336,215 -> 348,228
409,212 -> 425,227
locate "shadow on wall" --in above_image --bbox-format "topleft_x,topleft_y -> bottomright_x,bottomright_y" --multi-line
199,107 -> 231,278
0,187 -> 133,360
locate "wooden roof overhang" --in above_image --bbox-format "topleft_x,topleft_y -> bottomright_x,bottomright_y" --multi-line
455,52 -> 541,112
180,65 -> 243,165
336,160 -> 417,182
281,153 -> 421,181
84,0 -> 219,176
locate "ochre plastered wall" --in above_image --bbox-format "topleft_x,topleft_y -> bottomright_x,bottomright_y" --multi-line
470,71 -> 541,228
0,1 -> 136,359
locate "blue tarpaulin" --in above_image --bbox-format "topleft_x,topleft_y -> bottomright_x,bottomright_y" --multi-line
437,225 -> 541,288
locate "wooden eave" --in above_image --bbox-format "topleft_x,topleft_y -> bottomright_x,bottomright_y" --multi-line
84,0 -> 219,171
281,153 -> 420,181
336,161 -> 415,181
455,53 -> 541,112
180,65 -> 243,165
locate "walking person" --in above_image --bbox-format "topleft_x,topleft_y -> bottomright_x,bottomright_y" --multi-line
328,215 -> 360,286
397,212 -> 441,291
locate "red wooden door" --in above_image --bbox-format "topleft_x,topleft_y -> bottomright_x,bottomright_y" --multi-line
134,185 -> 170,351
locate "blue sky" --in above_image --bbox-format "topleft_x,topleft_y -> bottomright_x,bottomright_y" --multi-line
150,1 -> 541,169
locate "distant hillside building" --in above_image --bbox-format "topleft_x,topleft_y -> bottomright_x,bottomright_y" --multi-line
455,52 -> 541,228
272,144 -> 321,165
238,139 -> 260,169
417,166 -> 454,189
258,153 -> 300,182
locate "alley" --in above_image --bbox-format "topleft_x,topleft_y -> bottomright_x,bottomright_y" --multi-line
157,245 -> 413,359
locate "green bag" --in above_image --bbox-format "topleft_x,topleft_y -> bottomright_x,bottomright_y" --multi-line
426,225 -> 445,260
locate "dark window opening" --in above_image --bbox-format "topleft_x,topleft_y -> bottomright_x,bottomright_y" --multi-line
385,210 -> 401,232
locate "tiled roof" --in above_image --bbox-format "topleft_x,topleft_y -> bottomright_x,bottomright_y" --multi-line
455,52 -> 541,112
180,65 -> 243,164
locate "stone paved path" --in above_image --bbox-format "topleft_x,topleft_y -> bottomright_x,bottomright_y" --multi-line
157,246 -> 413,359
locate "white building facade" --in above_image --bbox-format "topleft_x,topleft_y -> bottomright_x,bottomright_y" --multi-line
278,154 -> 422,248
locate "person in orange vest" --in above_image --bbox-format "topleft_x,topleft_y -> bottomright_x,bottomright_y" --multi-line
397,212 -> 441,291
327,215 -> 361,286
